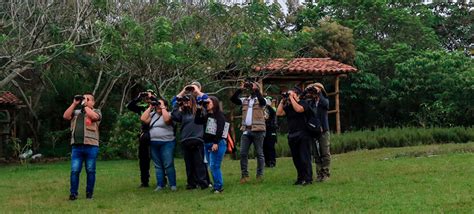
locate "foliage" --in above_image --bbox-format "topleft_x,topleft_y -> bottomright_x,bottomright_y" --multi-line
330,127 -> 474,154
389,51 -> 474,126
103,112 -> 142,159
1,1 -> 473,158
247,127 -> 474,159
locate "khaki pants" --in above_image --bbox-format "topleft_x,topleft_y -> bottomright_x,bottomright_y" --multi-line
313,131 -> 331,170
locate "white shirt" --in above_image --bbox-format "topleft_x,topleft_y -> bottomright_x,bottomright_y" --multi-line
243,97 -> 256,126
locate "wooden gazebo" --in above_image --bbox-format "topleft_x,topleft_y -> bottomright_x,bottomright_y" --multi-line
0,91 -> 23,157
234,58 -> 358,134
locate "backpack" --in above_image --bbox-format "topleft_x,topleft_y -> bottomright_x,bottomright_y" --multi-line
305,100 -> 321,137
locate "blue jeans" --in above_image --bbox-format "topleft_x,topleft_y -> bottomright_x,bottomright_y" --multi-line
70,145 -> 99,196
204,139 -> 226,190
150,140 -> 176,187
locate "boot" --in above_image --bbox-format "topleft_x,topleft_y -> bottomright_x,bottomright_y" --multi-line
324,168 -> 331,178
316,169 -> 324,182
318,168 -> 330,182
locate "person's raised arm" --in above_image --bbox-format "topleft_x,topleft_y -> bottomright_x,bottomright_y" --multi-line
289,93 -> 304,113
140,106 -> 153,124
230,88 -> 243,105
253,84 -> 266,107
63,98 -> 82,120
126,95 -> 145,114
84,106 -> 100,122
160,101 -> 173,125
170,105 -> 182,122
276,99 -> 286,117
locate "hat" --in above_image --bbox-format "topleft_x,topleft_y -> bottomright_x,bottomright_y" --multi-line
146,89 -> 157,96
312,82 -> 327,96
190,81 -> 201,90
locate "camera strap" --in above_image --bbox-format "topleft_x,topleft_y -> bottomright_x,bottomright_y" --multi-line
149,112 -> 161,128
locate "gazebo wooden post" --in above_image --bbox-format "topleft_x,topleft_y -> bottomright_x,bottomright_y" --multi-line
334,75 -> 341,134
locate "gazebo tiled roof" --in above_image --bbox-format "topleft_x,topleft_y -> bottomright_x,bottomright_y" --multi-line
0,91 -> 22,105
254,58 -> 357,75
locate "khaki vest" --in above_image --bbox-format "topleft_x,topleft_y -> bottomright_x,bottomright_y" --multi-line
240,98 -> 266,132
70,109 -> 101,146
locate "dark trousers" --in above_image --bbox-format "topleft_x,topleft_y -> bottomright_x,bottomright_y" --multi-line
288,133 -> 313,182
138,140 -> 150,185
182,139 -> 209,188
263,133 -> 277,167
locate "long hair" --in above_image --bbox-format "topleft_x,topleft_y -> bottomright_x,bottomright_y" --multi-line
189,95 -> 197,115
208,96 -> 221,114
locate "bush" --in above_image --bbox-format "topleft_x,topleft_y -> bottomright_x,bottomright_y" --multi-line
330,127 -> 474,155
102,112 -> 141,159
272,127 -> 474,157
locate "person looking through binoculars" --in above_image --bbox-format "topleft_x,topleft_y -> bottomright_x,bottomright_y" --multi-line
277,87 -> 313,185
126,89 -> 161,188
230,78 -> 267,183
171,82 -> 211,190
304,83 -> 331,182
63,93 -> 102,200
140,98 -> 177,191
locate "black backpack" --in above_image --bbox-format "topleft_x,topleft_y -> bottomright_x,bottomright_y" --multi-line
305,100 -> 321,137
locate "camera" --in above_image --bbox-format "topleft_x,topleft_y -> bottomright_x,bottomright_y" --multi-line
198,100 -> 209,108
150,101 -> 161,107
281,91 -> 290,99
74,95 -> 84,102
243,78 -> 253,90
301,87 -> 320,99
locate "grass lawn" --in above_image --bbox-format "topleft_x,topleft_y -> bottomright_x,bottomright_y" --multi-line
0,143 -> 473,213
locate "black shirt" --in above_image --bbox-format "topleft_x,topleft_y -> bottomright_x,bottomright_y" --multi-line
195,108 -> 227,144
265,106 -> 277,133
283,100 -> 309,134
126,97 -> 149,131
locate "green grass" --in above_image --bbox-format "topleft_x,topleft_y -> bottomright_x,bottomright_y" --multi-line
1,143 -> 473,213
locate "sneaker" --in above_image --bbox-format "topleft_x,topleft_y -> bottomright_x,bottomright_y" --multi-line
86,192 -> 93,199
154,186 -> 164,192
69,194 -> 78,201
318,173 -> 329,182
211,188 -> 224,194
239,176 -> 250,184
170,186 -> 177,191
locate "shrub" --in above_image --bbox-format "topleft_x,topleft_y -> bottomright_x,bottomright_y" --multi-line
270,127 -> 474,157
102,112 -> 141,159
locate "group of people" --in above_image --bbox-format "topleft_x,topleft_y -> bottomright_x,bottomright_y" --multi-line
62,80 -> 331,200
127,82 -> 228,193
